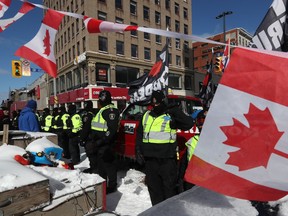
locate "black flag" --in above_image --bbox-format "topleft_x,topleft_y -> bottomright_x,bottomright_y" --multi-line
198,60 -> 214,109
128,44 -> 169,105
252,0 -> 288,51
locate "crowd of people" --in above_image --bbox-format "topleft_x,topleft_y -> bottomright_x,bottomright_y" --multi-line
0,90 -> 208,203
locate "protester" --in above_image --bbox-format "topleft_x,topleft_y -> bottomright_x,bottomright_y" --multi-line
18,100 -> 40,132
85,90 -> 120,193
11,110 -> 20,130
178,109 -> 207,193
135,90 -> 194,206
0,107 -> 11,130
66,104 -> 82,165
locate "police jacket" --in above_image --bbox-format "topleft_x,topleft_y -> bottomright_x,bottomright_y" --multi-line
66,113 -> 82,135
79,109 -> 97,142
42,114 -> 53,132
136,105 -> 194,159
89,104 -> 120,147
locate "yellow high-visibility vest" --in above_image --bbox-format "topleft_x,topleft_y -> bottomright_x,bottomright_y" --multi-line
142,111 -> 176,144
91,104 -> 115,131
185,135 -> 199,161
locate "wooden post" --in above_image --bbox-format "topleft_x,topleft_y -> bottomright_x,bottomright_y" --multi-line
2,124 -> 9,144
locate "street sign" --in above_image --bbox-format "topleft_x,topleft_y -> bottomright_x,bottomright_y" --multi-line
21,59 -> 31,76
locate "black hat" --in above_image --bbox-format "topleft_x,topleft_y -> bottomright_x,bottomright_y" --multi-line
43,108 -> 50,113
99,90 -> 111,105
151,90 -> 165,104
84,100 -> 93,109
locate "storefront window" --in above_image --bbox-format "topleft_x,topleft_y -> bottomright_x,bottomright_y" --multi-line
116,65 -> 139,86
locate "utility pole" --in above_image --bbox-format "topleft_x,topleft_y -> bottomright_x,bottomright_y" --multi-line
216,11 -> 233,43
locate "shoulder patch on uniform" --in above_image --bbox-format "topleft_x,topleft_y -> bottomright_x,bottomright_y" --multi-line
109,113 -> 116,120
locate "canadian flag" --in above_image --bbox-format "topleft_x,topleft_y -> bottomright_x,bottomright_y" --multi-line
0,0 -> 11,18
185,47 -> 288,201
0,2 -> 35,32
83,16 -> 138,33
15,9 -> 64,78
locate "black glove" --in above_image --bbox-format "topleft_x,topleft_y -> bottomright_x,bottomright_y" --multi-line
79,140 -> 86,147
136,151 -> 145,166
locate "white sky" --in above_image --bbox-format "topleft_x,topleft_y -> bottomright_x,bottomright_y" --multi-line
1,137 -> 288,216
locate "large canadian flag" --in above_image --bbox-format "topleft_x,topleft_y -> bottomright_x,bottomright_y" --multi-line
15,9 -> 64,78
185,47 -> 288,201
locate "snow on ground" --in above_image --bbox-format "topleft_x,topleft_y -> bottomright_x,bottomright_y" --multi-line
2,136 -> 288,215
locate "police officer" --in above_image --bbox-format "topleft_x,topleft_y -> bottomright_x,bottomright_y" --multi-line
66,104 -> 82,165
86,90 -> 120,193
40,108 -> 53,132
51,107 -> 60,133
136,90 -> 194,206
79,100 -> 97,173
178,109 -> 207,193
58,106 -> 71,159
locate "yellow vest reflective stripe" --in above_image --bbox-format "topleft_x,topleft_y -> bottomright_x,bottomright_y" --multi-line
43,115 -> 53,131
142,111 -> 176,144
61,113 -> 70,129
185,135 -> 199,161
52,115 -> 60,129
71,114 -> 82,133
91,104 -> 115,131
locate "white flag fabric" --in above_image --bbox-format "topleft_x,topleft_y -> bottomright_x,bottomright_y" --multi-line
0,0 -> 11,18
0,2 -> 34,32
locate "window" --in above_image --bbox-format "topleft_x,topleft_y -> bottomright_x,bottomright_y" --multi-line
176,55 -> 181,66
115,17 -> 123,24
166,16 -> 171,27
155,0 -> 160,5
99,0 -> 106,3
155,11 -> 161,24
156,35 -> 161,44
77,41 -> 80,56
175,20 -> 180,32
144,47 -> 151,60
174,3 -> 179,15
143,6 -> 150,20
115,0 -> 122,9
76,19 -> 79,32
75,68 -> 81,87
99,36 -> 108,52
144,32 -> 150,41
116,66 -> 139,86
60,75 -> 65,92
184,7 -> 188,19
184,24 -> 188,34
66,72 -> 73,90
176,38 -> 180,49
116,40 -> 124,55
130,1 -> 137,15
184,75 -> 192,90
184,57 -> 190,68
82,36 -> 86,51
131,44 -> 138,58
130,22 -> 138,36
168,73 -> 181,89
98,11 -> 107,20
184,40 -> 189,52
96,64 -> 110,83
168,53 -> 172,64
165,0 -> 170,9
156,50 -> 161,58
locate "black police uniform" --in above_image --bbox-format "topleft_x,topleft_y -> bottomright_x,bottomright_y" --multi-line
136,90 -> 194,206
85,90 -> 120,193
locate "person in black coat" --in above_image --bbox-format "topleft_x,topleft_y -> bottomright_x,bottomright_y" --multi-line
136,90 -> 194,206
84,90 -> 120,193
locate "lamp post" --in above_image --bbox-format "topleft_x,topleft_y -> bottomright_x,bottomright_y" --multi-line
216,11 -> 233,43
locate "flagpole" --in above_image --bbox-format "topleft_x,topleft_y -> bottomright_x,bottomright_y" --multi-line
53,78 -> 57,108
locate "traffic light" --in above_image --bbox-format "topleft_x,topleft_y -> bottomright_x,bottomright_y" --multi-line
12,60 -> 22,78
214,56 -> 223,74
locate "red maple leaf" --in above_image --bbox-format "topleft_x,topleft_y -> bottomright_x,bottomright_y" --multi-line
43,29 -> 51,56
220,103 -> 284,171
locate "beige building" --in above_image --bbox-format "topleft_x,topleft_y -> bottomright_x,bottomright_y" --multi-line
43,0 -> 194,109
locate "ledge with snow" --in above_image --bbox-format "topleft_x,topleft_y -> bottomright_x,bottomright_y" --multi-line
0,132 -> 106,216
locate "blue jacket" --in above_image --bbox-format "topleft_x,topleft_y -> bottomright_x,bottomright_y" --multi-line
18,107 -> 40,132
